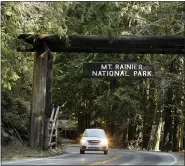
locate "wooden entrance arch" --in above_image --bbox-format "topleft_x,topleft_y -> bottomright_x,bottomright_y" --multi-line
18,34 -> 184,149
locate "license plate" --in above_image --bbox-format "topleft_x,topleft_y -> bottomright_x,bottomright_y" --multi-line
89,143 -> 98,145
89,145 -> 98,148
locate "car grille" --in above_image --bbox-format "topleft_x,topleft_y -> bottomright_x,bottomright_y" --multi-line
88,140 -> 100,144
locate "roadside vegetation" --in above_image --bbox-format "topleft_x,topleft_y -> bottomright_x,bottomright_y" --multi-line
1,2 -> 184,159
2,139 -> 65,160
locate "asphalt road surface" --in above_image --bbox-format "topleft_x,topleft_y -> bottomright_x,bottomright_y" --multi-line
2,146 -> 184,165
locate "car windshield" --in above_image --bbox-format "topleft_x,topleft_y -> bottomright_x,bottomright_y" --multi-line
83,129 -> 106,138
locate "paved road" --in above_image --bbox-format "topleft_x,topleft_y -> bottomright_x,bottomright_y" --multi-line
2,146 -> 184,165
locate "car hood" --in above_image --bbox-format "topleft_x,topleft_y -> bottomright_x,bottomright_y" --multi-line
82,137 -> 105,140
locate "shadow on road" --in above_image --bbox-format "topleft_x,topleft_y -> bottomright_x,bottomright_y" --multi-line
81,153 -> 106,155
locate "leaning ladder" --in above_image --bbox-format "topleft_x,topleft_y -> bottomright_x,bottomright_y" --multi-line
48,106 -> 60,148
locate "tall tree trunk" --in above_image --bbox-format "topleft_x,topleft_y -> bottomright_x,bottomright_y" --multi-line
179,55 -> 185,151
128,123 -> 136,142
179,126 -> 184,151
153,117 -> 162,151
78,109 -> 86,135
152,78 -> 165,151
172,55 -> 184,152
147,76 -> 159,151
142,79 -> 153,149
162,88 -> 173,151
122,118 -> 129,148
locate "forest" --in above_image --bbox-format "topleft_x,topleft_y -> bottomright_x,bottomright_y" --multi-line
1,1 -> 185,153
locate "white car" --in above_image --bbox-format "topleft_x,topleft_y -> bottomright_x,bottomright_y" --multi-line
80,129 -> 108,154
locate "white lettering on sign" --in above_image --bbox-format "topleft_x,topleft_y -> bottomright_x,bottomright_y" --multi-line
92,71 -> 97,76
115,64 -> 137,70
138,64 -> 143,70
120,71 -> 129,76
92,71 -> 130,76
133,71 -> 152,77
101,64 -> 112,70
85,63 -> 156,78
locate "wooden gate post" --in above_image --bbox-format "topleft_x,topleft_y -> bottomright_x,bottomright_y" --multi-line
44,50 -> 53,149
28,43 -> 49,148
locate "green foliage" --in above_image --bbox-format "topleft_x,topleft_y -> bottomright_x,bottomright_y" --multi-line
1,91 -> 30,139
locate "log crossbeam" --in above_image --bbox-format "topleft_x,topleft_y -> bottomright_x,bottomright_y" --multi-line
18,34 -> 185,54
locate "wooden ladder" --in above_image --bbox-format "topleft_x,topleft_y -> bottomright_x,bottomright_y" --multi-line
48,106 -> 60,148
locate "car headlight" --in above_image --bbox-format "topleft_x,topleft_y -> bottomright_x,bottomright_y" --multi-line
101,139 -> 108,145
80,138 -> 86,144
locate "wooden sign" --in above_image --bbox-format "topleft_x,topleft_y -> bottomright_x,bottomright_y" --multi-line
83,62 -> 160,78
